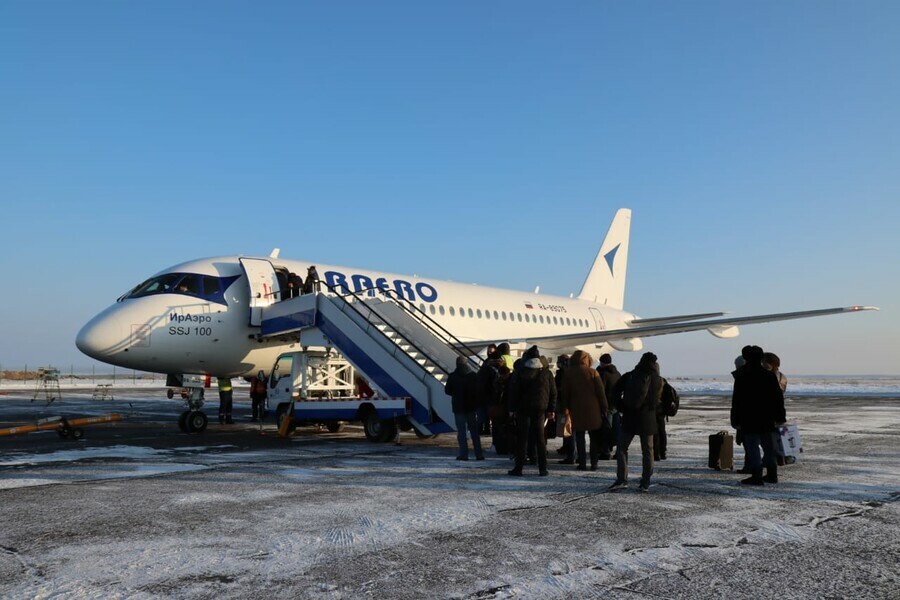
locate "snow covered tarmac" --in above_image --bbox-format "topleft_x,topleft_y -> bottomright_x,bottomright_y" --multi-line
1,389 -> 898,599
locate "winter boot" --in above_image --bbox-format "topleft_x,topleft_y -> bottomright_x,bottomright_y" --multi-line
741,469 -> 765,486
763,465 -> 778,484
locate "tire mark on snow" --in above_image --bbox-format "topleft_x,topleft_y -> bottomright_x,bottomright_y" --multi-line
0,544 -> 44,582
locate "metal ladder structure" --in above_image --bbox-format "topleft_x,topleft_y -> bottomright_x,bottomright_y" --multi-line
259,285 -> 482,436
32,367 -> 62,404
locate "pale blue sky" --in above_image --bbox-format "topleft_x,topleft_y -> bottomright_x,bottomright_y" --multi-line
1,1 -> 897,375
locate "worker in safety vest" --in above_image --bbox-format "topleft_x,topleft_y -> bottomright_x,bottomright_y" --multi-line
217,377 -> 234,424
248,375 -> 268,421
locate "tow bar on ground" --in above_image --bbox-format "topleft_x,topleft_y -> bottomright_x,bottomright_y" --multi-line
0,414 -> 124,440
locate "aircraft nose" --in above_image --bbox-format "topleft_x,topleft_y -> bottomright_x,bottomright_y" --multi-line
76,310 -> 127,361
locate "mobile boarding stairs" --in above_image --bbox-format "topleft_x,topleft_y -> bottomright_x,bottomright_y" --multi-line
258,285 -> 482,441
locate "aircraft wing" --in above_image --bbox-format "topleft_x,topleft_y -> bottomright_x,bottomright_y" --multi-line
516,305 -> 879,351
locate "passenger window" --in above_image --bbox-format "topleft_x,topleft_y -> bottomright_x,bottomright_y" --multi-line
501,311 -> 507,321
429,305 -> 437,315
449,306 -> 455,316
468,308 -> 473,318
439,305 -> 446,316
540,315 -> 545,324
476,309 -> 482,319
517,313 -> 522,322
485,310 -> 491,320
419,303 -> 426,313
553,316 -> 558,325
493,310 -> 499,320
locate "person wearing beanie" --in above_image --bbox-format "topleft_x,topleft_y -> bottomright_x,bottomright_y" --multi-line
445,355 -> 484,461
609,352 -> 664,492
507,345 -> 556,476
731,345 -> 784,485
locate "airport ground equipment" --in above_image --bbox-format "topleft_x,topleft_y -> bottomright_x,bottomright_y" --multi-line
32,367 -> 62,404
92,384 -> 114,401
268,349 -> 411,441
258,283 -> 482,441
0,413 -> 124,439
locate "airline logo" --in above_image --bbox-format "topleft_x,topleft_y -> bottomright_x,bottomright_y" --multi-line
324,270 -> 439,303
524,302 -> 534,309
604,244 -> 620,275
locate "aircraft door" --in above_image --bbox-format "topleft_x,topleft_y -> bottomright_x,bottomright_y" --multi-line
240,258 -> 281,326
588,307 -> 607,331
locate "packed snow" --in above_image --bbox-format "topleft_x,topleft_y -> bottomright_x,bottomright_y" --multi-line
0,385 -> 897,599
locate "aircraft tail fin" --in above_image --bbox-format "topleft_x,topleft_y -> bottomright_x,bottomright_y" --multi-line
577,208 -> 631,309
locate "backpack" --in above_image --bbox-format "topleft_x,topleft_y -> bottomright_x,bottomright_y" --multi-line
661,380 -> 679,417
621,370 -> 649,412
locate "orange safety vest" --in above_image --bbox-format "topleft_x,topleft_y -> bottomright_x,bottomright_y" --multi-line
250,377 -> 267,395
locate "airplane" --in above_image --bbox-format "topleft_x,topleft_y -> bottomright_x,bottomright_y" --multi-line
76,208 -> 876,429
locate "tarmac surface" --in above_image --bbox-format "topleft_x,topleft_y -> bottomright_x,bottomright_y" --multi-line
1,386 -> 898,599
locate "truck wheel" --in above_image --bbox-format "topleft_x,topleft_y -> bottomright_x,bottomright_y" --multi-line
363,412 -> 386,442
326,422 -> 345,433
178,411 -> 190,432
167,388 -> 175,399
379,419 -> 398,443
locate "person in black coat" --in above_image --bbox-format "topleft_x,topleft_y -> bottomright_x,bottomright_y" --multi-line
610,352 -> 663,492
555,354 -> 576,464
731,345 -> 785,485
445,356 -> 483,461
596,353 -> 621,459
507,345 -> 556,476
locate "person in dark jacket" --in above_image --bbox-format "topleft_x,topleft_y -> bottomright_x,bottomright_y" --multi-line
560,350 -> 608,471
731,345 -> 785,485
302,265 -> 320,294
477,352 -> 507,453
507,346 -> 556,476
445,356 -> 483,461
247,374 -> 268,421
596,353 -> 621,459
610,352 -> 663,492
555,354 -> 576,463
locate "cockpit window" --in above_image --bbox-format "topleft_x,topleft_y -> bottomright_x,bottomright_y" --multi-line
121,273 -> 238,305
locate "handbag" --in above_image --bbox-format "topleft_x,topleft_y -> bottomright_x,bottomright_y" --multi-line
544,416 -> 557,439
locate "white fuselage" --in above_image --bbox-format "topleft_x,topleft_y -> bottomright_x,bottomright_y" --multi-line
76,255 -> 638,377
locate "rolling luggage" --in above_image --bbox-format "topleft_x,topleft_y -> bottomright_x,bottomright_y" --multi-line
709,431 -> 734,470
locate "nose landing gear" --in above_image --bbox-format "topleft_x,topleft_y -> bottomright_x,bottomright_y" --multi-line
177,388 -> 208,433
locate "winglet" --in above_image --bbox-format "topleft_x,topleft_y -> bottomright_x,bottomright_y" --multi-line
270,248 -> 280,259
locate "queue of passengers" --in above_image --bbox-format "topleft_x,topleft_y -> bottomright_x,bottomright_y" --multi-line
445,344 -> 671,492
446,342 -> 792,491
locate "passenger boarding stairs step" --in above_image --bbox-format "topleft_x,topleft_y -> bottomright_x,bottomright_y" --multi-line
259,289 -> 481,435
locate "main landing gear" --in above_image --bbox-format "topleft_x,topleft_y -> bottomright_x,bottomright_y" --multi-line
177,389 -> 208,433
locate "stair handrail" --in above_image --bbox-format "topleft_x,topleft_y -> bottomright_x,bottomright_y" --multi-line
311,281 -> 455,380
375,288 -> 485,366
